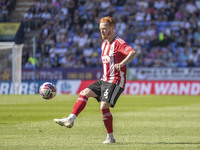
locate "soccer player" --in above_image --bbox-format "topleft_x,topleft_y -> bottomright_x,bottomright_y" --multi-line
54,16 -> 137,144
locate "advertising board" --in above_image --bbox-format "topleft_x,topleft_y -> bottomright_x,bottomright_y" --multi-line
1,80 -> 199,95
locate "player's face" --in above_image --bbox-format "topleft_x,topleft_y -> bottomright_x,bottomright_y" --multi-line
99,23 -> 112,40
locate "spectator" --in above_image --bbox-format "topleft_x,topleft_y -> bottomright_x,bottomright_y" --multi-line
84,0 -> 94,11
115,18 -> 126,36
41,7 -> 51,25
189,49 -> 199,66
186,1 -> 197,14
24,60 -> 35,69
28,53 -> 38,66
60,54 -> 75,68
83,43 -> 93,58
23,10 -> 33,32
43,56 -> 52,68
33,9 -> 41,29
1,5 -> 9,22
101,0 -> 110,10
154,0 -> 165,10
0,0 -> 16,22
194,27 -> 200,42
178,49 -> 188,67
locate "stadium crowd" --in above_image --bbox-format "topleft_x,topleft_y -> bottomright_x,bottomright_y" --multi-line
0,0 -> 16,22
21,0 -> 200,68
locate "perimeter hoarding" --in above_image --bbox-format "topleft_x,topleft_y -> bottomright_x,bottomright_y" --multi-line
128,68 -> 200,81
0,80 -> 200,95
1,68 -> 200,81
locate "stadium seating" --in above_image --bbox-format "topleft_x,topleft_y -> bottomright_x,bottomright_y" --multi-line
4,0 -> 200,68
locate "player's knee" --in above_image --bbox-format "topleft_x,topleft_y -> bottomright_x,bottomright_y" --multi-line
79,88 -> 92,98
100,101 -> 111,109
80,89 -> 88,96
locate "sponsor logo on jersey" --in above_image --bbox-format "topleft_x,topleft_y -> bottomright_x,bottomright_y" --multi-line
102,55 -> 110,64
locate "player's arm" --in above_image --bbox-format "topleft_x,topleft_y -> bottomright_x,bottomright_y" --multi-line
115,50 -> 137,71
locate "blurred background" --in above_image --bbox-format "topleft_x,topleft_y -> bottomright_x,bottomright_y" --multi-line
0,0 -> 200,95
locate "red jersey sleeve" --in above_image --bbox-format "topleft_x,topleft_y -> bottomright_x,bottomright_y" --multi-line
119,42 -> 135,55
115,38 -> 135,55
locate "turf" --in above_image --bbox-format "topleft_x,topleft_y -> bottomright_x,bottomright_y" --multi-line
0,95 -> 200,150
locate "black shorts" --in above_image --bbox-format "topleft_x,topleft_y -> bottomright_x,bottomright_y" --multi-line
87,80 -> 124,108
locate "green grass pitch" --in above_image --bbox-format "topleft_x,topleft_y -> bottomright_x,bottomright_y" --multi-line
0,95 -> 200,150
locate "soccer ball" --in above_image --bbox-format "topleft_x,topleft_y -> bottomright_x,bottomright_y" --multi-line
39,82 -> 57,100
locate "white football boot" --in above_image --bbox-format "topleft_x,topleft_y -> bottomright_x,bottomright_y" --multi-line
103,138 -> 116,144
54,117 -> 74,128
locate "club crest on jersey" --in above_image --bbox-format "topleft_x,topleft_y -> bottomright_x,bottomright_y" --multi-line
124,46 -> 131,53
102,55 -> 110,64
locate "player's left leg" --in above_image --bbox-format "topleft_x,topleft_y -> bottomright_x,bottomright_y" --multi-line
101,101 -> 116,144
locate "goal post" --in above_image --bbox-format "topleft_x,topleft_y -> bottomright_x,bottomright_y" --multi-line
0,42 -> 24,94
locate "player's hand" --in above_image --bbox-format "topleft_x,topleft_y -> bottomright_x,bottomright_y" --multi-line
114,63 -> 122,71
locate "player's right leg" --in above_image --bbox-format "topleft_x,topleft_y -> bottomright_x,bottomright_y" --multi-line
54,88 -> 98,128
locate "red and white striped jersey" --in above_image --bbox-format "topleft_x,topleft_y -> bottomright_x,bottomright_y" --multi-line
101,36 -> 135,89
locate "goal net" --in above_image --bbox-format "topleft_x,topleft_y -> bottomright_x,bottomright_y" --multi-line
0,42 -> 24,94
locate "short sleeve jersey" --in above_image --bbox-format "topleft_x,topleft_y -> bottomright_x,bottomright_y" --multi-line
101,36 -> 135,89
